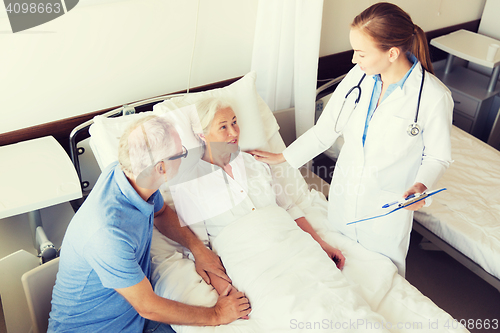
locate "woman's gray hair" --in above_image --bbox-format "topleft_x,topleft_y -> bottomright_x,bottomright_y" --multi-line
193,97 -> 235,136
118,115 -> 177,178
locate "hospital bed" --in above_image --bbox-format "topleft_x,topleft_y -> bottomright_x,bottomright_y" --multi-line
413,126 -> 500,292
69,72 -> 468,332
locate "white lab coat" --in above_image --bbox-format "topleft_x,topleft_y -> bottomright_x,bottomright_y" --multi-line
284,63 -> 453,276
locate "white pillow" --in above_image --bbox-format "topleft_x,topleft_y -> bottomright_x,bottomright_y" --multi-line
89,104 -> 200,171
89,71 -> 279,171
153,71 -> 274,150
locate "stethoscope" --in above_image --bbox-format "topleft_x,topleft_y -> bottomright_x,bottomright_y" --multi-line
335,69 -> 425,137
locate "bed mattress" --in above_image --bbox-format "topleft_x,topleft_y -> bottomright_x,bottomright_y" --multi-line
414,126 -> 500,280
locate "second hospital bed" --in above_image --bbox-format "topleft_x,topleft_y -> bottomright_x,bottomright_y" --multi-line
71,72 -> 468,332
413,126 -> 500,292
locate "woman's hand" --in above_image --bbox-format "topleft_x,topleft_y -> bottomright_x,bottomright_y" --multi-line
246,150 -> 285,165
294,216 -> 346,269
402,182 -> 427,211
191,244 -> 232,285
321,243 -> 346,270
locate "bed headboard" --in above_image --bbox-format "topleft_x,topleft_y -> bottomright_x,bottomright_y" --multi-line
69,72 -> 280,194
69,95 -> 182,191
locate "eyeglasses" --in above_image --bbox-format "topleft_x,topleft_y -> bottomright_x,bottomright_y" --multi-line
153,145 -> 188,171
166,145 -> 188,161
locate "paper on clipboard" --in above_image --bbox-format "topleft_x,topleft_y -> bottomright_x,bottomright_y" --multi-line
346,188 -> 447,225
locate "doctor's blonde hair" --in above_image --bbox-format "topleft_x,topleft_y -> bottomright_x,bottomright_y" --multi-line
351,2 -> 434,74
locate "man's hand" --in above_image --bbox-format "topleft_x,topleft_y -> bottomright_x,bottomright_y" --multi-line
116,277 -> 248,326
209,272 -> 250,320
403,182 -> 427,211
154,205 -> 231,284
247,150 -> 285,165
321,242 -> 345,270
213,285 -> 251,325
191,244 -> 231,285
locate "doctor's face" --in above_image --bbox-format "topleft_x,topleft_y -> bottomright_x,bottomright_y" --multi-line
350,28 -> 391,76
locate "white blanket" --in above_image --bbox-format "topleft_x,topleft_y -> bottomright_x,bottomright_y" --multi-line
151,190 -> 468,333
154,205 -> 390,332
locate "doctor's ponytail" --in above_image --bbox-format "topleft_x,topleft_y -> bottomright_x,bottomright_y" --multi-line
351,2 -> 434,74
411,25 -> 433,74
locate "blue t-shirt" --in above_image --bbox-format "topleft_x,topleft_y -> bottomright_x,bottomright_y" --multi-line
48,162 -> 164,332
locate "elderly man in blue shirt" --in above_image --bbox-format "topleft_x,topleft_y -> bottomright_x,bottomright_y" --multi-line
48,115 -> 251,332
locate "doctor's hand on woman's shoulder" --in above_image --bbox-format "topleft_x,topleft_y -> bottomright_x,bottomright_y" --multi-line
402,182 -> 427,211
247,150 -> 286,165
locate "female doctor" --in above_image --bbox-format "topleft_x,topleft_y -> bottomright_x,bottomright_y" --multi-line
250,2 -> 453,277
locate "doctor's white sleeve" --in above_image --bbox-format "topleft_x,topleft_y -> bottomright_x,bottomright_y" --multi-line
282,66 -> 362,169
283,98 -> 344,170
414,91 -> 454,190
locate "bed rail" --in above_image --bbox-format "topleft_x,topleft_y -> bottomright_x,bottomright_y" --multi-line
413,220 -> 500,292
316,74 -> 345,101
68,93 -> 187,193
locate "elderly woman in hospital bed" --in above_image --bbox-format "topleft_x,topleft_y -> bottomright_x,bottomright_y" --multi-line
152,98 -> 391,332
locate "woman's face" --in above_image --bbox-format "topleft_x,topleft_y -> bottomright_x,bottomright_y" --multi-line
349,28 -> 391,76
205,106 -> 240,152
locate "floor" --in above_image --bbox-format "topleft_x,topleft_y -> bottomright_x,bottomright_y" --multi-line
0,201 -> 74,333
406,232 -> 500,333
1,154 -> 499,333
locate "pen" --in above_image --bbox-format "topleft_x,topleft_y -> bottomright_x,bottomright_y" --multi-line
382,193 -> 415,208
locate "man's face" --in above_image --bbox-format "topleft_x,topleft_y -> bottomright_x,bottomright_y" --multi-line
162,131 -> 183,182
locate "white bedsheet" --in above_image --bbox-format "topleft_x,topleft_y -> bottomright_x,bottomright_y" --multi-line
151,190 -> 468,333
414,126 -> 500,279
153,205 -> 390,333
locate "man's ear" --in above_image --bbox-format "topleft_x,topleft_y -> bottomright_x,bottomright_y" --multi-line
155,161 -> 165,174
388,47 -> 401,63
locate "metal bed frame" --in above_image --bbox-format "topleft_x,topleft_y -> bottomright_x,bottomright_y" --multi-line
68,93 -> 186,197
413,220 -> 500,292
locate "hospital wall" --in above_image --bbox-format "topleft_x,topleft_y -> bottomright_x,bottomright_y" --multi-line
0,0 -> 259,135
0,0 -> 487,140
319,0 -> 486,56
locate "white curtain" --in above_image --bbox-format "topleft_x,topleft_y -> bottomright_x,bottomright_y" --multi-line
251,0 -> 324,138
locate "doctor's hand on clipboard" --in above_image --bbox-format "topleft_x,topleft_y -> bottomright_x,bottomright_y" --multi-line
347,187 -> 446,225
402,182 -> 427,211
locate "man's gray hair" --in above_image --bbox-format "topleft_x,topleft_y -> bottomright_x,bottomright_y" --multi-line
118,115 -> 177,178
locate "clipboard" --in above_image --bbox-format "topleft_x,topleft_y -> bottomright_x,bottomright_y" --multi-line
347,187 -> 447,225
